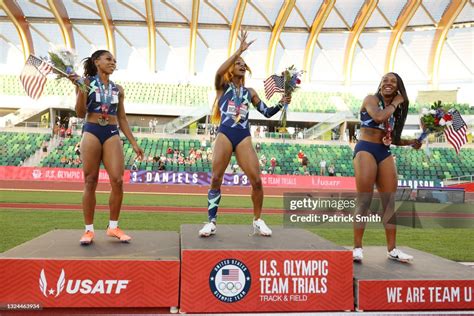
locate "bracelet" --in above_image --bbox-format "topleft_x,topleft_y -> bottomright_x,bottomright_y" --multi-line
388,103 -> 397,110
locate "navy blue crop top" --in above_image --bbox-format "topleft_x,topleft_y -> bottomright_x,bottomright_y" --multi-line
218,83 -> 282,129
360,98 -> 394,131
86,76 -> 119,115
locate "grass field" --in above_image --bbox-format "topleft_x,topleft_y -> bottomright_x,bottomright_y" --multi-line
1,190 -> 473,262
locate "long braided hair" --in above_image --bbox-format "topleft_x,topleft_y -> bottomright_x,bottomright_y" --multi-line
375,72 -> 409,143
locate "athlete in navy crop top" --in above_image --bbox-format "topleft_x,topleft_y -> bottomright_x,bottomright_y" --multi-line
199,30 -> 292,238
69,50 -> 144,245
352,72 -> 422,263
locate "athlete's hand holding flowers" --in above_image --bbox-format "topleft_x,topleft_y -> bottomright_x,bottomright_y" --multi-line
48,46 -> 88,93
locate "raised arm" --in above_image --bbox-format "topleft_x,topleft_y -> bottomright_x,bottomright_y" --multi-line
362,94 -> 403,124
215,30 -> 254,91
248,88 -> 291,118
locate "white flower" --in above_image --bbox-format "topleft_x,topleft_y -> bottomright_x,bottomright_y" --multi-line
439,118 -> 446,126
421,108 -> 429,115
49,46 -> 78,67
429,109 -> 436,115
445,121 -> 453,127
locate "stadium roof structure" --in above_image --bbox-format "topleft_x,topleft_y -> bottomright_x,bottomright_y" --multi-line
0,0 -> 472,87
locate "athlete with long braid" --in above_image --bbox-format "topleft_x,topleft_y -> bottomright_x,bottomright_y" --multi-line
199,31 -> 291,237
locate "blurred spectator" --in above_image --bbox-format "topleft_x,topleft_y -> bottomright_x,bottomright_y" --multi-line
254,126 -> 261,138
196,148 -> 203,159
328,164 -> 335,176
74,142 -> 81,156
70,116 -> 77,130
302,155 -> 309,173
319,159 -> 326,176
209,126 -> 216,142
131,160 -> 138,171
166,146 -> 173,155
42,141 -> 48,154
59,125 -> 66,138
259,154 -> 267,168
269,157 -> 277,174
297,150 -> 304,163
158,160 -> 165,170
255,142 -> 261,153
149,119 -> 154,133
232,163 -> 239,174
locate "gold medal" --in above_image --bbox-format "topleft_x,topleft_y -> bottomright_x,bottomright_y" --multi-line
382,136 -> 392,146
98,116 -> 109,126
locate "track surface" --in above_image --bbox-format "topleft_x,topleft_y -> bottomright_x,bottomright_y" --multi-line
1,180 -> 472,219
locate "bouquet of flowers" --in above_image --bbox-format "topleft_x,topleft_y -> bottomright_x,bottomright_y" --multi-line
280,65 -> 303,130
47,47 -> 88,93
418,100 -> 453,142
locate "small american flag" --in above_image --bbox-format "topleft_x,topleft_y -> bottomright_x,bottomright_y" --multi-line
263,74 -> 284,100
444,109 -> 467,154
221,269 -> 239,281
20,55 -> 53,100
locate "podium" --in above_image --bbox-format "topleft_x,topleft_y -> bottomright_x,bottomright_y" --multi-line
0,230 -> 180,308
2,227 -> 472,312
179,224 -> 353,313
354,246 -> 474,311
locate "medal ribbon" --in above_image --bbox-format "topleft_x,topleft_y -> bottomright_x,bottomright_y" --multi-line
96,75 -> 112,122
383,99 -> 395,145
230,83 -> 244,122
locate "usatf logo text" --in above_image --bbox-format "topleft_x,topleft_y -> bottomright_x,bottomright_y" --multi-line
209,259 -> 251,303
39,269 -> 129,297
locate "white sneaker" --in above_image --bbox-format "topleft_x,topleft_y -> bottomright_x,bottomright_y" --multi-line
199,222 -> 216,237
253,219 -> 272,236
353,248 -> 363,262
387,248 -> 413,263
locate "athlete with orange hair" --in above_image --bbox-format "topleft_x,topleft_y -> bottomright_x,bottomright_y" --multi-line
199,31 -> 291,237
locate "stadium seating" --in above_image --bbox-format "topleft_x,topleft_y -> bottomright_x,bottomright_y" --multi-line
2,75 -> 472,115
40,136 -> 81,168
32,133 -> 474,181
0,132 -> 50,166
392,146 -> 474,181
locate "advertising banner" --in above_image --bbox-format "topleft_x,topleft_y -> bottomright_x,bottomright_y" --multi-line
358,280 -> 474,311
0,166 -> 127,183
0,259 -> 179,308
130,170 -> 356,190
180,250 -> 353,312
